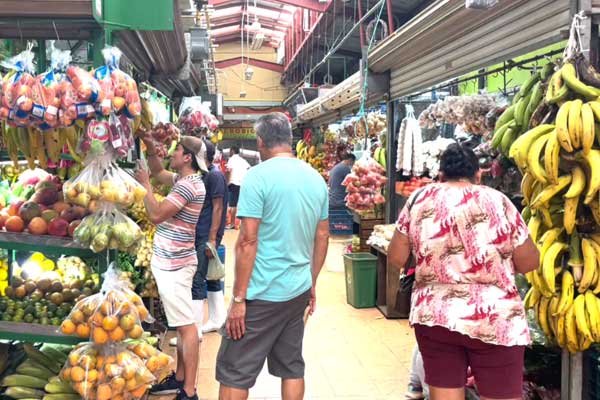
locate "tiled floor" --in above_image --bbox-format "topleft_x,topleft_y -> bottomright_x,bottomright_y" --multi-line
154,231 -> 416,400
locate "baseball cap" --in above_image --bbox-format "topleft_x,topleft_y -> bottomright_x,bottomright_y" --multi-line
180,135 -> 208,173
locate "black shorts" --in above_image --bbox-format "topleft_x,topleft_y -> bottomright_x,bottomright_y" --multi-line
216,290 -> 310,389
229,184 -> 240,207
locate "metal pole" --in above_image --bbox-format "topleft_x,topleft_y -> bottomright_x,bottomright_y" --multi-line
357,0 -> 366,48
386,0 -> 394,34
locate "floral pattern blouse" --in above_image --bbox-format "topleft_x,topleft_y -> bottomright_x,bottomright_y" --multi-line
396,183 -> 531,346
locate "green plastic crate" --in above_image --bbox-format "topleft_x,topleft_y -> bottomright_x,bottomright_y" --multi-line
343,253 -> 377,308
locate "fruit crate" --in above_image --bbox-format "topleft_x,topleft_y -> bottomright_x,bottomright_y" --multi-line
329,209 -> 353,235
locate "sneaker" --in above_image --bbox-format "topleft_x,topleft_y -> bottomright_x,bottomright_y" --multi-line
169,337 -> 177,346
150,372 -> 183,395
405,384 -> 425,399
225,225 -> 235,230
176,389 -> 199,400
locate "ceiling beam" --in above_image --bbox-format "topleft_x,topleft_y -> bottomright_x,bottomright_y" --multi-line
216,57 -> 284,72
209,0 -> 330,12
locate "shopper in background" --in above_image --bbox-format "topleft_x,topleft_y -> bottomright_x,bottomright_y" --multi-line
226,145 -> 250,229
197,140 -> 229,334
388,143 -> 539,400
328,153 -> 356,209
136,133 -> 207,400
216,113 -> 329,400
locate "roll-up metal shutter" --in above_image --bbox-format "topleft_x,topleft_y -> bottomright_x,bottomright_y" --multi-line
368,0 -> 572,100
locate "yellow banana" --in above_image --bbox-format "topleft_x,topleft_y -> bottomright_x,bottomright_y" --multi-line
585,290 -> 600,341
531,175 -> 572,209
524,286 -> 542,309
548,296 -> 560,337
555,270 -> 575,316
580,238 -> 598,293
581,103 -> 595,155
543,130 -> 560,185
538,205 -> 553,228
564,166 -> 586,198
527,215 -> 543,243
563,196 -> 578,235
521,173 -> 536,206
556,312 -> 567,348
568,99 -> 583,149
526,133 -> 550,183
556,100 -> 574,152
562,62 -> 600,99
565,304 -> 579,353
589,200 -> 600,225
542,242 -> 568,295
574,294 -> 594,341
581,149 -> 600,204
537,296 -> 553,341
510,124 -> 555,169
538,228 -> 563,261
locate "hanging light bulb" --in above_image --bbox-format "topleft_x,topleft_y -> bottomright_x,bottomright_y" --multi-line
245,66 -> 254,80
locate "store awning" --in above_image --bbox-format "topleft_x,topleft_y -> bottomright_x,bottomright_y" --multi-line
295,71 -> 389,123
115,0 -> 202,98
368,0 -> 571,99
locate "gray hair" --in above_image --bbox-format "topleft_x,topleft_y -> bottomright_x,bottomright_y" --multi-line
254,113 -> 292,149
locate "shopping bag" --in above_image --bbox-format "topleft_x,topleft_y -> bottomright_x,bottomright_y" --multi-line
206,242 -> 225,280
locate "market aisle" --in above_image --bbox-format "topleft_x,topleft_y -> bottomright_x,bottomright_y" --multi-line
156,231 -> 416,400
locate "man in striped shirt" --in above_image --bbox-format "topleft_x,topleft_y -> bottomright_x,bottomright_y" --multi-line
136,134 -> 207,400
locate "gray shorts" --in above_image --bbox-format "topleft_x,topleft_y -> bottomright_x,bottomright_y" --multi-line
216,289 -> 311,389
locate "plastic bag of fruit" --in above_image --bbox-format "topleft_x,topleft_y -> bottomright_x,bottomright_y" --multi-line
0,49 -> 36,124
60,342 -> 156,400
100,163 -> 147,207
31,46 -> 71,129
148,122 -> 179,158
63,157 -> 107,208
73,203 -> 144,253
128,340 -> 173,381
65,64 -> 103,121
95,46 -> 141,118
342,154 -> 387,212
61,262 -> 153,341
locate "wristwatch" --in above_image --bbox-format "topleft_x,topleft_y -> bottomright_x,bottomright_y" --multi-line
233,296 -> 245,304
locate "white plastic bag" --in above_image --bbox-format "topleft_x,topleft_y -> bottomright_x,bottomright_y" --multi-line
206,242 -> 225,281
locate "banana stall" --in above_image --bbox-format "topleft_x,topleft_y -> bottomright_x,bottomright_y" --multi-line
0,1 -> 221,399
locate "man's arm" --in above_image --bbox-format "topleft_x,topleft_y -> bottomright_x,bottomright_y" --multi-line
135,167 -> 183,225
205,197 -> 224,257
309,219 -> 330,314
140,131 -> 175,186
226,217 -> 261,340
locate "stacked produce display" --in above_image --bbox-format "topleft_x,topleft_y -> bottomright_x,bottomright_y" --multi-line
55,264 -> 172,399
342,156 -> 387,212
489,42 -> 600,353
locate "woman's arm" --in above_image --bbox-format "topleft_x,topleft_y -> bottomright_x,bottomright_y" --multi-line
388,229 -> 412,272
512,236 -> 540,274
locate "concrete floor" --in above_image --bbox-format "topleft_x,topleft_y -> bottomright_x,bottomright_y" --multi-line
153,230 -> 416,400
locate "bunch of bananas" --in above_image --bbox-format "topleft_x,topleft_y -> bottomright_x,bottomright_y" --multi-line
134,226 -> 155,268
296,140 -> 315,161
133,98 -> 154,135
374,147 -> 387,169
491,62 -> 556,155
497,54 -> 600,353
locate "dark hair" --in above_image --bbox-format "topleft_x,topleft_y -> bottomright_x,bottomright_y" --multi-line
439,143 -> 479,180
203,139 -> 215,163
180,143 -> 201,172
343,153 -> 356,162
254,112 -> 292,149
230,146 -> 240,155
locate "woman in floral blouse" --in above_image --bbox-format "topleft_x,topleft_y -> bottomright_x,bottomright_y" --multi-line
389,143 -> 539,400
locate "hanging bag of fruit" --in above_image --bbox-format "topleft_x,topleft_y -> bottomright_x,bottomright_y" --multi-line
342,153 -> 387,212
0,47 -> 36,124
60,342 -> 156,400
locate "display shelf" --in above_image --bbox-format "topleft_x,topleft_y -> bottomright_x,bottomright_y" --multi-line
0,321 -> 83,345
0,232 -> 95,258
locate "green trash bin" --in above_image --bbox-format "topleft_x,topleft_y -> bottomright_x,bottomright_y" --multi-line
343,253 -> 377,308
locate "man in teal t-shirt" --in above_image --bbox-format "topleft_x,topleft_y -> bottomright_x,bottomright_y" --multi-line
216,113 -> 330,400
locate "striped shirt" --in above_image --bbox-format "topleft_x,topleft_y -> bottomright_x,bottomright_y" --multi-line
152,174 -> 205,271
